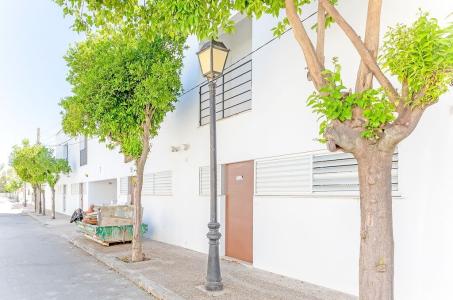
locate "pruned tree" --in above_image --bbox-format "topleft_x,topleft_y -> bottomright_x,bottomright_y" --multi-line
11,140 -> 48,213
55,0 -> 453,297
40,148 -> 71,219
60,32 -> 184,262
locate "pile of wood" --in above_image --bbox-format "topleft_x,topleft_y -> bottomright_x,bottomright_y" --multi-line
83,212 -> 98,225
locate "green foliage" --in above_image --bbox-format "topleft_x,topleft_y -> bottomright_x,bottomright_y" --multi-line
3,177 -> 23,193
61,32 -> 184,159
11,140 -> 48,186
307,59 -> 395,140
54,0 -> 320,40
10,140 -> 70,189
41,148 -> 71,188
380,12 -> 453,107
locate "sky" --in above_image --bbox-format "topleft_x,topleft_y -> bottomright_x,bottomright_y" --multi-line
0,0 -> 81,165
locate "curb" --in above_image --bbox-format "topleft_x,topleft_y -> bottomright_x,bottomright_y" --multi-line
25,211 -> 185,300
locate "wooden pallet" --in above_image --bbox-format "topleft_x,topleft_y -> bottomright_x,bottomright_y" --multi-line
84,234 -> 111,246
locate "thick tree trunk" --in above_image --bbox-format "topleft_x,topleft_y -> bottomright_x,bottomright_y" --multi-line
51,187 -> 56,219
356,147 -> 394,300
41,188 -> 46,216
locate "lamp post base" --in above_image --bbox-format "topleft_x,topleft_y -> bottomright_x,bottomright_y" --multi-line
205,221 -> 223,291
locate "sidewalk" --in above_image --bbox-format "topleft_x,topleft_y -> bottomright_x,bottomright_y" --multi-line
25,209 -> 357,300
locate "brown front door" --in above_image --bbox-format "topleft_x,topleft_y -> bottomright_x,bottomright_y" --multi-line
225,160 -> 254,263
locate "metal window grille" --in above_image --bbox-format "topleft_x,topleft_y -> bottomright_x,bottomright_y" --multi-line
255,151 -> 398,196
199,166 -> 222,196
199,59 -> 252,126
143,171 -> 172,196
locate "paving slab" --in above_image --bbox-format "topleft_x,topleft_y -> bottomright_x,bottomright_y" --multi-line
26,208 -> 357,300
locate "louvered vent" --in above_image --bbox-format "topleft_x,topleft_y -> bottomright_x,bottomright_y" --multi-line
143,171 -> 172,196
199,166 -> 222,196
255,151 -> 399,196
255,155 -> 312,196
312,152 -> 398,193
119,177 -> 128,195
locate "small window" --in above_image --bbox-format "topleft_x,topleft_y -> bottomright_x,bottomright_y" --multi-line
143,171 -> 172,196
199,166 -> 222,196
120,177 -> 128,196
63,143 -> 69,161
80,136 -> 88,166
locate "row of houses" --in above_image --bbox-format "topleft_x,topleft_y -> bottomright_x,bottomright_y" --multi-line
18,0 -> 453,298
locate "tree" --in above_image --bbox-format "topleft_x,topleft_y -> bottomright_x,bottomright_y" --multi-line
3,176 -> 23,200
55,0 -> 453,297
42,149 -> 71,219
60,32 -> 184,262
10,140 -> 48,212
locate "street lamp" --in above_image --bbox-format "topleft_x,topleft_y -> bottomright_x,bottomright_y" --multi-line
197,39 -> 229,292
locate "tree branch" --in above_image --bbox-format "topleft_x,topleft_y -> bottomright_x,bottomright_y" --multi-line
319,0 -> 399,103
285,0 -> 324,90
355,0 -> 383,93
380,107 -> 425,148
325,120 -> 362,153
316,2 -> 326,68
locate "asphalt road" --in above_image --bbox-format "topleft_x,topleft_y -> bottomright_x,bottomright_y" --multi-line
0,197 -> 151,300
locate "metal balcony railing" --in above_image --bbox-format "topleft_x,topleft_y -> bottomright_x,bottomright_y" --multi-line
199,59 -> 252,126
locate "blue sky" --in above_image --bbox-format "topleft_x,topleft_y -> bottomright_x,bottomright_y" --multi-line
0,0 -> 80,165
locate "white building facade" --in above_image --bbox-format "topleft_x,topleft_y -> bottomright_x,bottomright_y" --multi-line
46,0 -> 453,298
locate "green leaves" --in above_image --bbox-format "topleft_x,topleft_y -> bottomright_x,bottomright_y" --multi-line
61,32 -> 184,160
9,140 -> 69,187
54,0 -> 320,41
380,11 -> 453,107
307,59 -> 395,141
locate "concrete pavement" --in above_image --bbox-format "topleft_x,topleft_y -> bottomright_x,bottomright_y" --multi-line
0,197 -> 152,300
21,199 -> 357,300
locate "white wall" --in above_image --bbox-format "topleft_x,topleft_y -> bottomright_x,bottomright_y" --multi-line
88,179 -> 117,206
52,1 -> 453,298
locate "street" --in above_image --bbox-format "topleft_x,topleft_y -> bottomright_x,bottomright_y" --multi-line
0,197 -> 151,300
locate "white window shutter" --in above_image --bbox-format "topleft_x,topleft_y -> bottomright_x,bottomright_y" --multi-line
119,177 -> 128,195
255,155 -> 312,196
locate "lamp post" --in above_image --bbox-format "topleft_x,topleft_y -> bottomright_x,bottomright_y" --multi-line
197,39 -> 229,292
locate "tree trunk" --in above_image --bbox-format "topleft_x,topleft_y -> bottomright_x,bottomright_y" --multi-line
356,147 -> 394,300
23,184 -> 27,207
131,108 -> 152,262
51,187 -> 56,219
131,159 -> 145,262
41,188 -> 46,216
33,186 -> 37,213
37,186 -> 42,214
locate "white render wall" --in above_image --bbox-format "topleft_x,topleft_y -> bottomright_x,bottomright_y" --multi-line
88,179 -> 117,206
52,0 -> 453,298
